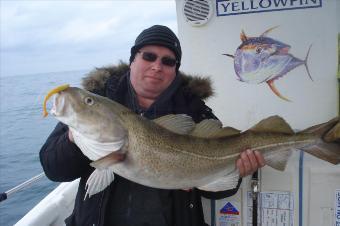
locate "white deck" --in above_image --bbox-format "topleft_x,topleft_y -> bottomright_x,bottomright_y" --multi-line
15,180 -> 79,226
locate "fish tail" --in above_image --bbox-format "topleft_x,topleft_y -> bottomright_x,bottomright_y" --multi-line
299,117 -> 340,164
300,117 -> 339,137
304,44 -> 313,81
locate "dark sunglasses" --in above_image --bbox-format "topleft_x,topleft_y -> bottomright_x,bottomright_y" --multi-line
138,51 -> 177,67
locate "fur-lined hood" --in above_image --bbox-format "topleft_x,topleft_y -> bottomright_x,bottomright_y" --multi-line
81,62 -> 214,100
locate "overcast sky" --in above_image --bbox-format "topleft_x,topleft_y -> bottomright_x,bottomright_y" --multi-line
0,0 -> 178,77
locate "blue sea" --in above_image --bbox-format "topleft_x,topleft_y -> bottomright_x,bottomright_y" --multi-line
0,70 -> 89,226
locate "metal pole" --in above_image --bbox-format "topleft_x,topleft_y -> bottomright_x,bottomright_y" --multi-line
0,172 -> 45,203
299,151 -> 304,226
251,171 -> 259,226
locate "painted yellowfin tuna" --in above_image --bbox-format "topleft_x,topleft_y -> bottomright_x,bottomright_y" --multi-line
43,85 -> 340,198
224,26 -> 312,101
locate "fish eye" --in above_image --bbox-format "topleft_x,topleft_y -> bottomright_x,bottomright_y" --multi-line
84,97 -> 94,106
256,47 -> 262,54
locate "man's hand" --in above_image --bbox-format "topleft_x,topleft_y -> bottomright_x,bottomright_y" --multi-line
236,149 -> 265,177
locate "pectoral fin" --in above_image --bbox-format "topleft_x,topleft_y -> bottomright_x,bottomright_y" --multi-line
85,169 -> 115,199
198,170 -> 240,192
85,152 -> 126,199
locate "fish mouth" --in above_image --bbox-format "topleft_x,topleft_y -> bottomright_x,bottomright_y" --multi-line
43,84 -> 70,117
50,93 -> 65,117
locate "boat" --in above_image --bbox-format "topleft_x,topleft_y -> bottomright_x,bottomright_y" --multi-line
15,180 -> 79,226
11,0 -> 340,225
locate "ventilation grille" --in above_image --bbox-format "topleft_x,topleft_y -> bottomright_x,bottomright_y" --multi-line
183,0 -> 213,26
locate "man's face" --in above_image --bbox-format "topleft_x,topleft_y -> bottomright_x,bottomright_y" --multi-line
130,45 -> 177,101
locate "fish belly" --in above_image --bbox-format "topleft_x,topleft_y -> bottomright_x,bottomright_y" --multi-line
70,128 -> 126,160
111,145 -> 237,189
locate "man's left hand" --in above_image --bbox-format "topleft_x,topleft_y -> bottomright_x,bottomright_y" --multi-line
236,149 -> 266,177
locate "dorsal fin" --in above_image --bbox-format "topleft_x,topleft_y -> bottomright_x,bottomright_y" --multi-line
249,115 -> 294,134
190,119 -> 222,137
240,30 -> 248,42
153,114 -> 195,135
190,119 -> 240,138
213,126 -> 240,138
260,25 -> 279,37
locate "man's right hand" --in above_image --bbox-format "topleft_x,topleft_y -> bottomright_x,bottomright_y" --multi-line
236,149 -> 265,177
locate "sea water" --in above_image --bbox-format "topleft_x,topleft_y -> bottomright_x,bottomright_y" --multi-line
0,70 -> 89,226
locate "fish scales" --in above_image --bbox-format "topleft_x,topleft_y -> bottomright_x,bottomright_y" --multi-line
123,115 -> 231,183
121,114 -> 314,182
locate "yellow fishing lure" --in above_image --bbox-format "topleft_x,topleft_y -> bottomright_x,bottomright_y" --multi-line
43,84 -> 70,117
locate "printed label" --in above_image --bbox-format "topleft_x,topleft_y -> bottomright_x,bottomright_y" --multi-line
247,191 -> 294,226
335,190 -> 340,226
216,0 -> 322,17
220,202 -> 240,215
218,201 -> 241,226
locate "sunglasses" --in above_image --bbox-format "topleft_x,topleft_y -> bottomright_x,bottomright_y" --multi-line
138,51 -> 177,67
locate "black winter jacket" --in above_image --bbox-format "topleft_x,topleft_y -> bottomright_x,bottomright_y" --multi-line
40,63 -> 241,226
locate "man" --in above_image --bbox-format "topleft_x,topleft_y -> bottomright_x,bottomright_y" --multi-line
40,25 -> 265,226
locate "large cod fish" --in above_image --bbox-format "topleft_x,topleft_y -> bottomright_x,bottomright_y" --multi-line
43,85 -> 340,198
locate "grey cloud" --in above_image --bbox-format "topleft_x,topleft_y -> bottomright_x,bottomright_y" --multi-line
1,1 -> 177,76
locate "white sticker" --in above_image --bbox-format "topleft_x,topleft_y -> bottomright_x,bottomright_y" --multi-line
247,191 -> 294,226
260,192 -> 294,226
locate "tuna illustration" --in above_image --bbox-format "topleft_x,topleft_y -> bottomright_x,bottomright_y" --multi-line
223,26 -> 312,101
43,85 -> 339,198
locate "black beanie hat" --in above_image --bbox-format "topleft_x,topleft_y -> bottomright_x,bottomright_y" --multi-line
130,25 -> 182,71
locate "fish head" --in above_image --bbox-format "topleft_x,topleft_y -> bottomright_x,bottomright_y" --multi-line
234,41 -> 276,83
238,38 -> 280,58
49,86 -> 127,142
51,87 -> 88,124
240,36 -> 290,52
234,37 -> 292,83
